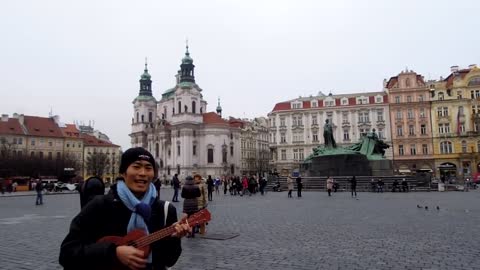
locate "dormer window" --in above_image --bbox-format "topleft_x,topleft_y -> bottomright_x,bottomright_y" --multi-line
375,96 -> 383,103
356,97 -> 368,105
341,98 -> 349,105
324,98 -> 335,107
438,92 -> 444,100
311,101 -> 318,108
291,102 -> 302,109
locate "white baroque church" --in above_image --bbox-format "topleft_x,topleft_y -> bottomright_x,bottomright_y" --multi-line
130,46 -> 242,179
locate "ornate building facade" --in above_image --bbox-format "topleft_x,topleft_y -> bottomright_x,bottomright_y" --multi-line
268,91 -> 392,176
430,65 -> 480,180
386,70 -> 435,174
238,117 -> 269,176
129,47 -> 242,179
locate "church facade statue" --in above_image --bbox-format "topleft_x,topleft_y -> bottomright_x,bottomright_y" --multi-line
323,119 -> 336,148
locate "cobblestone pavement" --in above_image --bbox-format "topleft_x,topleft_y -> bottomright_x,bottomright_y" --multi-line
1,190 -> 480,270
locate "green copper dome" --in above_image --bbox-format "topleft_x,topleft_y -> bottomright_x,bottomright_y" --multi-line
140,61 -> 151,80
182,53 -> 193,64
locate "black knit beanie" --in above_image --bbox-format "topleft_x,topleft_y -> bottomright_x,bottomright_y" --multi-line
119,147 -> 156,174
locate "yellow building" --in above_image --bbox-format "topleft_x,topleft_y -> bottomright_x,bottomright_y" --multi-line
430,65 -> 480,181
82,133 -> 121,183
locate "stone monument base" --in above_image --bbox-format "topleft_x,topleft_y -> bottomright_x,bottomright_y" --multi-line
303,154 -> 393,176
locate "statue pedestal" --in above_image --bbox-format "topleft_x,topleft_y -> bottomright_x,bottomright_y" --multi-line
303,154 -> 393,177
305,154 -> 371,176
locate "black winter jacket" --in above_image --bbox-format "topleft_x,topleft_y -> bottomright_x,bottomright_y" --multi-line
59,185 -> 181,270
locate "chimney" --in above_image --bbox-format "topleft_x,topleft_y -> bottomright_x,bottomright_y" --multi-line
19,114 -> 24,125
1,114 -> 8,122
469,64 -> 477,69
13,113 -> 18,118
52,115 -> 60,124
450,65 -> 459,73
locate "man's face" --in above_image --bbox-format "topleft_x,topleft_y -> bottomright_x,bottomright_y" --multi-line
122,160 -> 154,195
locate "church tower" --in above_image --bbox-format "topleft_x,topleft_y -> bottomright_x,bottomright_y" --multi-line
179,44 -> 195,83
131,59 -> 157,148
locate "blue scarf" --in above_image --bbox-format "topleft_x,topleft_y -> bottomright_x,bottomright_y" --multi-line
117,180 -> 157,262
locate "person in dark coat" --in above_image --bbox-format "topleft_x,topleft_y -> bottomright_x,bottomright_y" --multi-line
79,176 -> 105,209
35,179 -> 44,205
296,176 -> 303,197
206,175 -> 214,201
172,174 -> 180,202
181,176 -> 201,237
350,176 -> 357,197
59,147 -> 190,270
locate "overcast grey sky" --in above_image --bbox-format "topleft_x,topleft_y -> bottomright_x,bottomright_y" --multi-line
1,0 -> 478,150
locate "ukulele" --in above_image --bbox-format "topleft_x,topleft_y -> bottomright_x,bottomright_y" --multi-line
97,209 -> 211,269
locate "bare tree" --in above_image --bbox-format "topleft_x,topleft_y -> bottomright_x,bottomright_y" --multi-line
85,153 -> 110,178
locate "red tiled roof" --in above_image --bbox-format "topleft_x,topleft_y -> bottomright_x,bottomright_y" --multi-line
444,69 -> 470,88
302,101 -> 311,109
228,118 -> 245,128
202,112 -> 228,125
82,133 -> 119,147
62,124 -> 81,138
369,96 -> 375,103
23,116 -> 64,138
271,102 -> 291,112
386,77 -> 398,89
0,118 -> 25,135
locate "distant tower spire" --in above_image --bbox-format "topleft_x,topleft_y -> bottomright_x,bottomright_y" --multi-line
139,57 -> 153,96
216,97 -> 222,117
180,41 -> 195,83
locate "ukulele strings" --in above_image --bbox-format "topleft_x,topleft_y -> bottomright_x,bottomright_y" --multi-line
134,217 -> 203,247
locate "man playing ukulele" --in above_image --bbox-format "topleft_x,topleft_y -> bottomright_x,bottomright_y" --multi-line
59,147 -> 191,270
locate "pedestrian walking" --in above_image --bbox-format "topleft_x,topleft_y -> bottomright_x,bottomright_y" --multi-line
326,176 -> 334,196
35,179 -> 43,205
223,177 -> 229,195
377,179 -> 384,193
296,176 -> 303,197
206,175 -> 214,201
172,174 -> 180,202
287,176 -> 294,198
214,177 -> 220,195
350,176 -> 357,197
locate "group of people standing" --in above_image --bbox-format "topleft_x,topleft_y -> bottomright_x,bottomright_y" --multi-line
286,176 -> 303,198
222,175 -> 268,196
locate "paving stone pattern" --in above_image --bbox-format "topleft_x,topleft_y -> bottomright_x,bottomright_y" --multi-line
1,190 -> 480,270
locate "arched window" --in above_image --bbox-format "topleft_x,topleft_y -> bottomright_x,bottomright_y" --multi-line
438,92 -> 444,100
178,101 -> 182,113
155,143 -> 159,157
148,112 -> 153,122
136,112 -> 139,123
440,141 -> 453,154
141,115 -> 144,123
207,145 -> 214,163
192,101 -> 196,114
163,107 -> 167,119
461,140 -> 467,153
177,164 -> 180,175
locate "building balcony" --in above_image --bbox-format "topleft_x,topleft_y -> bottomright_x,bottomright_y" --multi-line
292,125 -> 304,130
